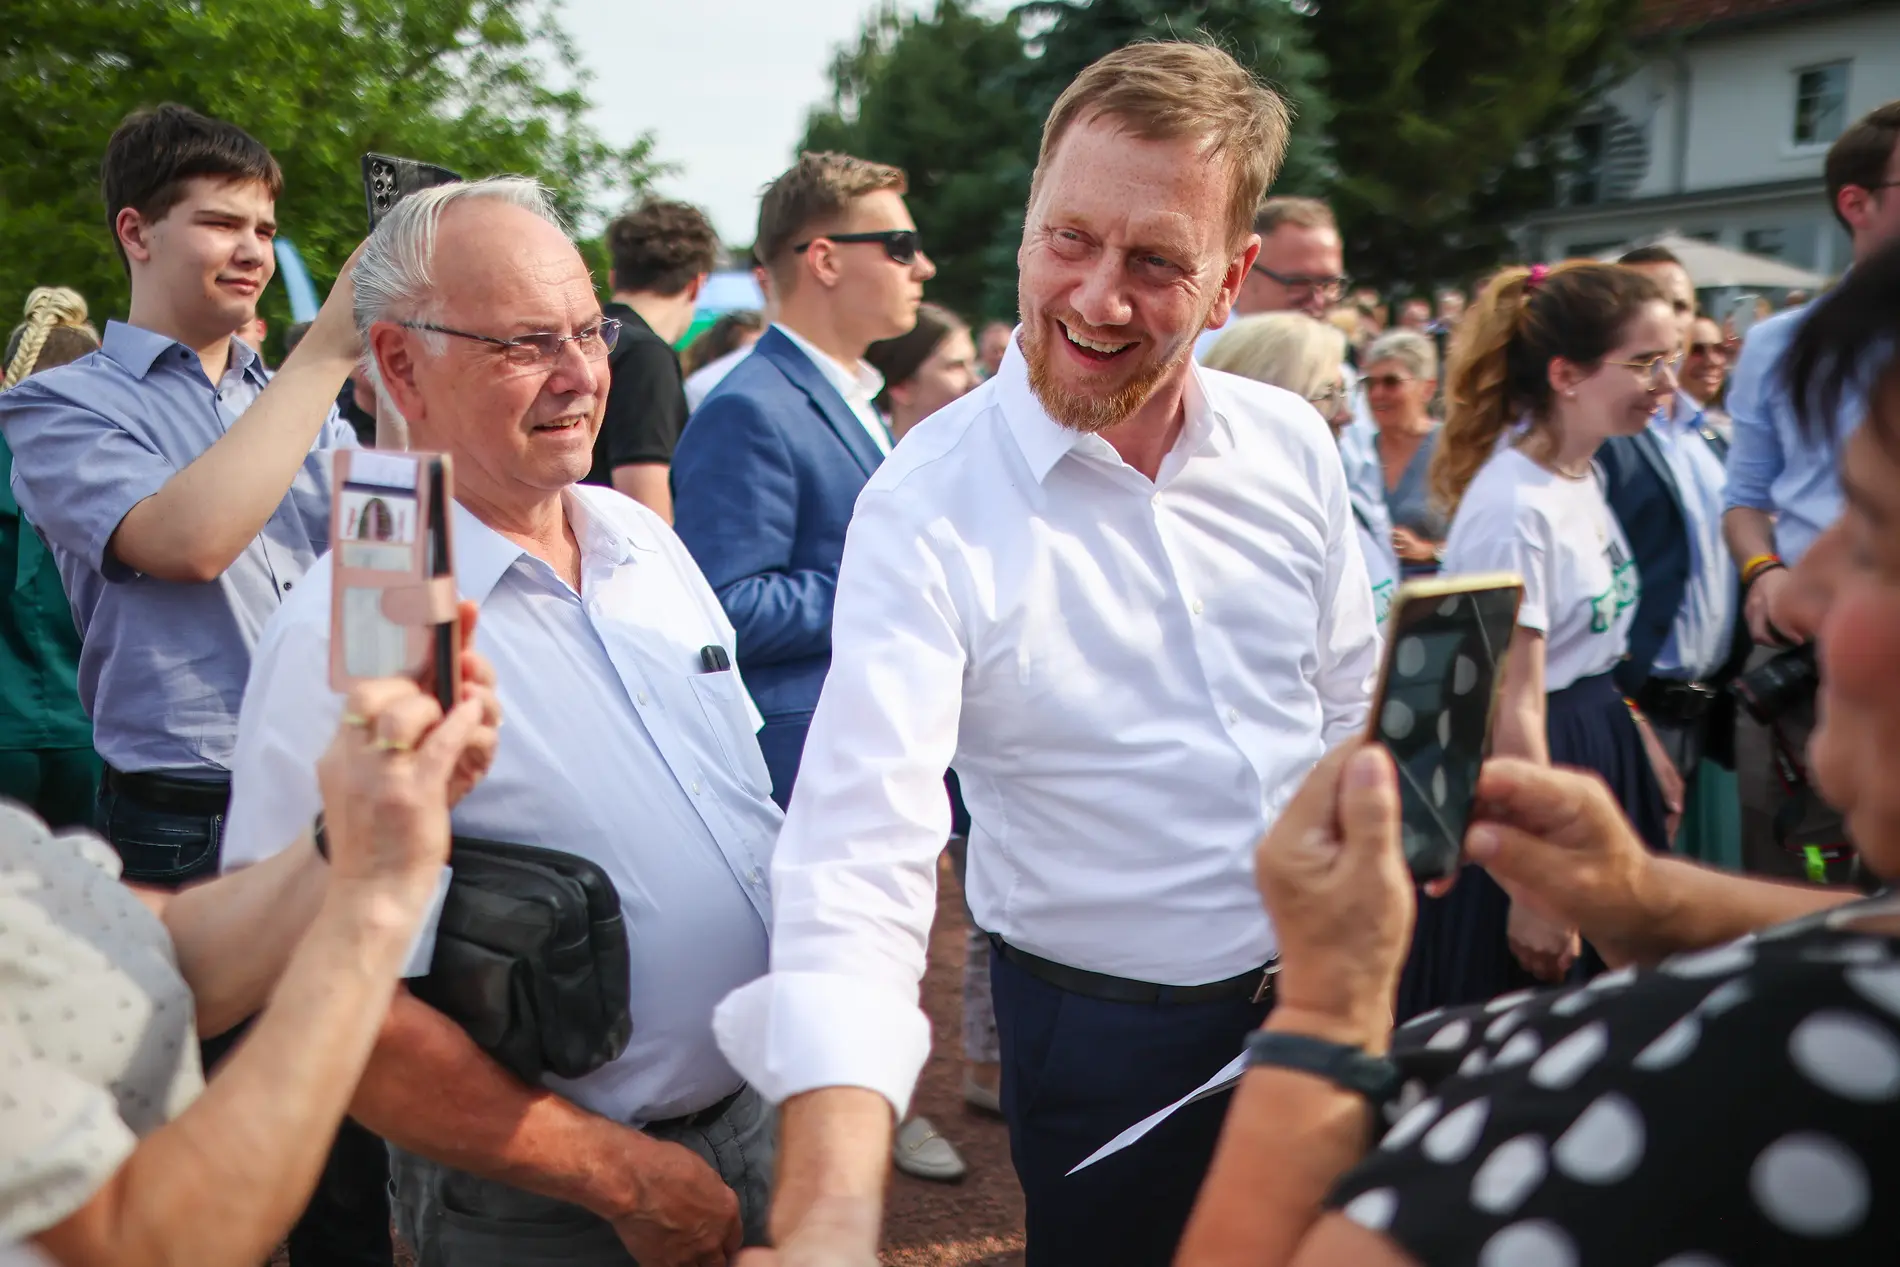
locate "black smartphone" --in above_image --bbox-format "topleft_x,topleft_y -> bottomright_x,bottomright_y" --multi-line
362,154 -> 464,230
1367,574 -> 1524,881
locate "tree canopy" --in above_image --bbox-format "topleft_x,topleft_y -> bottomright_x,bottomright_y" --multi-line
0,0 -> 661,350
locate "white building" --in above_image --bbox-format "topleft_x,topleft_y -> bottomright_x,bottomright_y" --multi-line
1516,0 -> 1900,276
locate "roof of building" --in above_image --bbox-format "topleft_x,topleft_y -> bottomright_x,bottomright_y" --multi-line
1639,0 -> 1869,37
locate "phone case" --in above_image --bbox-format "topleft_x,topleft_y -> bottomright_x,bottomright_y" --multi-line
362,154 -> 464,230
329,450 -> 461,697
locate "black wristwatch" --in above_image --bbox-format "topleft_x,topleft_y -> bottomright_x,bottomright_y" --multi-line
312,813 -> 329,862
1245,1030 -> 1402,1103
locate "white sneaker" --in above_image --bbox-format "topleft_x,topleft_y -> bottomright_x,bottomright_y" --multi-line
892,1116 -> 968,1183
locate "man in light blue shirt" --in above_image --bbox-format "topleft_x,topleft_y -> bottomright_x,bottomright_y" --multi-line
0,105 -> 360,885
1722,100 -> 1900,880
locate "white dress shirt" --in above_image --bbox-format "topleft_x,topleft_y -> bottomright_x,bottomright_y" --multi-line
713,340 -> 1380,1115
684,345 -> 752,412
772,322 -> 892,455
222,486 -> 781,1124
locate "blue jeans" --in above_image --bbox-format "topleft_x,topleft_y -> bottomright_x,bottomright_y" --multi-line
94,778 -> 226,887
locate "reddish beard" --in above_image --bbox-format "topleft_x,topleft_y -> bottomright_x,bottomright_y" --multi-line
1021,311 -> 1200,435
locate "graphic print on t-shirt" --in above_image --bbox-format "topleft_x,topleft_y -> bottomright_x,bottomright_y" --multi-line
1588,538 -> 1640,633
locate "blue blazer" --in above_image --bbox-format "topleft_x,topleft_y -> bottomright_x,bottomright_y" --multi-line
1596,423 -> 1745,697
670,328 -> 884,724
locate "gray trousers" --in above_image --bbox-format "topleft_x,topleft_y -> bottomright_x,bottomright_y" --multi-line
389,1085 -> 775,1266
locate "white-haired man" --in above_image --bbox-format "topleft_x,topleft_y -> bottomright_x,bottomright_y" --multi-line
222,178 -> 782,1266
719,42 -> 1379,1267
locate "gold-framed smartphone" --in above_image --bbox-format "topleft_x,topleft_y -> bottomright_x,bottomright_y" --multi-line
1366,572 -> 1524,881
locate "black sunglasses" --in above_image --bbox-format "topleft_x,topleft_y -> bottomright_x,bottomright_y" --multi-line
1688,341 -> 1728,358
792,229 -> 922,265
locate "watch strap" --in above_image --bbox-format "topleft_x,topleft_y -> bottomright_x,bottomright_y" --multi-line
1245,1029 -> 1402,1103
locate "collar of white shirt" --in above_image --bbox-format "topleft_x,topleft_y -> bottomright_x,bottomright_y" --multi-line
990,330 -> 1234,485
454,486 -> 659,603
772,322 -> 885,411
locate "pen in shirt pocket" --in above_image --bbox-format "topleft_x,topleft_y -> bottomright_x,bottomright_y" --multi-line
699,644 -> 732,673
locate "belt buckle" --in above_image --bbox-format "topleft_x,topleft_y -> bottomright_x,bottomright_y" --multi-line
1251,962 -> 1280,1004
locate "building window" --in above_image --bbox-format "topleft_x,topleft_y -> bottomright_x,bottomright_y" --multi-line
1571,122 -> 1605,206
1793,62 -> 1850,147
1744,227 -> 1789,259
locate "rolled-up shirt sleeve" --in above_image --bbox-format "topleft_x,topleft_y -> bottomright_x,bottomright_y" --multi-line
712,484 -> 968,1116
0,384 -> 176,581
1723,323 -> 1786,514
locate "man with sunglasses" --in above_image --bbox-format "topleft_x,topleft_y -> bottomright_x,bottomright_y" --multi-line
671,151 -> 935,809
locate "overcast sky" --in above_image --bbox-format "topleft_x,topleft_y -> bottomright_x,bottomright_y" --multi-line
561,0 -> 943,243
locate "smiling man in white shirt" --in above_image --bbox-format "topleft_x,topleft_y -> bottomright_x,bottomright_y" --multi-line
221,178 -> 783,1267
718,41 -> 1379,1267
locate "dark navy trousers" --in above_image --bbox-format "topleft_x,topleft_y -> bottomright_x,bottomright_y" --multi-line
990,946 -> 1272,1266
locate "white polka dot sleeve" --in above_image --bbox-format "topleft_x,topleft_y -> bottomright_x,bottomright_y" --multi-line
0,1013 -> 137,1241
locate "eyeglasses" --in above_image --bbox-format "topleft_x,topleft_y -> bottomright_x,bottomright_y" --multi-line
1603,352 -> 1683,388
792,229 -> 923,265
1252,265 -> 1350,303
399,319 -> 621,368
1307,384 -> 1350,412
1687,341 -> 1728,359
1358,374 -> 1416,392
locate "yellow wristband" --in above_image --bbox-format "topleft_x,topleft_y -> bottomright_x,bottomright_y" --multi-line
1742,554 -> 1783,586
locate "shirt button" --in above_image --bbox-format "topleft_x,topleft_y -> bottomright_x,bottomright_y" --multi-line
1227,707 -> 1240,725
1151,493 -> 1161,506
637,691 -> 649,705
282,581 -> 293,591
691,780 -> 702,796
1191,599 -> 1204,616
748,868 -> 763,885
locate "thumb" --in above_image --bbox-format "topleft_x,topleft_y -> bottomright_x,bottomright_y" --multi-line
415,694 -> 485,787
1465,821 -> 1553,908
1337,744 -> 1400,867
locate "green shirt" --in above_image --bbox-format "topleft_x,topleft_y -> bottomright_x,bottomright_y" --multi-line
0,436 -> 90,750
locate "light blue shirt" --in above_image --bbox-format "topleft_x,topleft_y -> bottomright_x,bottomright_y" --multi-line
0,321 -> 357,773
1724,304 -> 1860,565
1651,394 -> 1737,680
1338,415 -> 1394,545
224,487 -> 778,1123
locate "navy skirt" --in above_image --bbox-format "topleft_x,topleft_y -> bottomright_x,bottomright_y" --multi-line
1395,671 -> 1669,1022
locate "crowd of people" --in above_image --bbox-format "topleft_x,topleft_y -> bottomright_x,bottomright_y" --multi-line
0,34 -> 1897,1267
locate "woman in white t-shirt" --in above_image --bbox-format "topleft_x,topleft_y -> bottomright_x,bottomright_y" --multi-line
1206,313 -> 1400,624
1398,261 -> 1677,1020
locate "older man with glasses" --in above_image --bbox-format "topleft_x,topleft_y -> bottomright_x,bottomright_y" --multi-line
221,177 -> 785,1267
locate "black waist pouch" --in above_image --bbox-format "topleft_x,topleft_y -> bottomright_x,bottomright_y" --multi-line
410,836 -> 632,1084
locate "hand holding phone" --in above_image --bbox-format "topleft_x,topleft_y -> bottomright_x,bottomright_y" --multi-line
330,449 -> 461,713
1366,573 -> 1523,881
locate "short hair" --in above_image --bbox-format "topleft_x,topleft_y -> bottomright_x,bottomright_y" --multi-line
352,177 -> 566,411
101,104 -> 282,272
1254,197 -> 1336,240
1618,245 -> 1686,269
1364,329 -> 1439,381
1036,41 -> 1291,247
4,287 -> 100,388
1827,101 -> 1900,234
754,152 -> 907,280
864,303 -> 969,410
680,309 -> 765,377
606,198 -> 721,296
1203,313 -> 1346,401
1786,235 -> 1900,453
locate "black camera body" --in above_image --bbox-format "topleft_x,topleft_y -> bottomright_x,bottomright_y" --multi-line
1732,645 -> 1818,725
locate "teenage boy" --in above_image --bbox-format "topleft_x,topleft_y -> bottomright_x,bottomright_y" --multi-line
0,102 -> 360,884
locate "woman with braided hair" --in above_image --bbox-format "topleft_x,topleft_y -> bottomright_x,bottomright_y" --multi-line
0,287 -> 102,825
1396,261 -> 1678,1020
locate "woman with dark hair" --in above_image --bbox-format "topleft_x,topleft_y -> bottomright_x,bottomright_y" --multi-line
1403,262 -> 1678,1017
1173,240 -> 1900,1267
863,302 -> 979,443
1,288 -> 103,825
679,309 -> 764,381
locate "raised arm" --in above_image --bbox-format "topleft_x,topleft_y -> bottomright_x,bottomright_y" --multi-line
108,247 -> 363,583
714,484 -> 971,1263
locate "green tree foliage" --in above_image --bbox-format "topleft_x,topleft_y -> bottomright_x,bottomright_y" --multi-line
0,0 -> 662,348
802,0 -> 1035,322
1307,0 -> 1641,289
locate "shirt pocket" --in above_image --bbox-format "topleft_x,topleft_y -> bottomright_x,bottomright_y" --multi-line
689,672 -> 774,797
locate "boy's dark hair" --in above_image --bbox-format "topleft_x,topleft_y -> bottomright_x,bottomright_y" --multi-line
1825,101 -> 1900,235
101,104 -> 283,272
606,199 -> 721,296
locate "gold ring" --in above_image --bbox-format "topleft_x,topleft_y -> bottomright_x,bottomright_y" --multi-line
371,735 -> 414,753
342,712 -> 371,729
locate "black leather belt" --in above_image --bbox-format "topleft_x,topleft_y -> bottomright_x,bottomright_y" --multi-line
991,935 -> 1277,1006
1636,677 -> 1719,725
102,765 -> 232,816
649,1085 -> 745,1133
